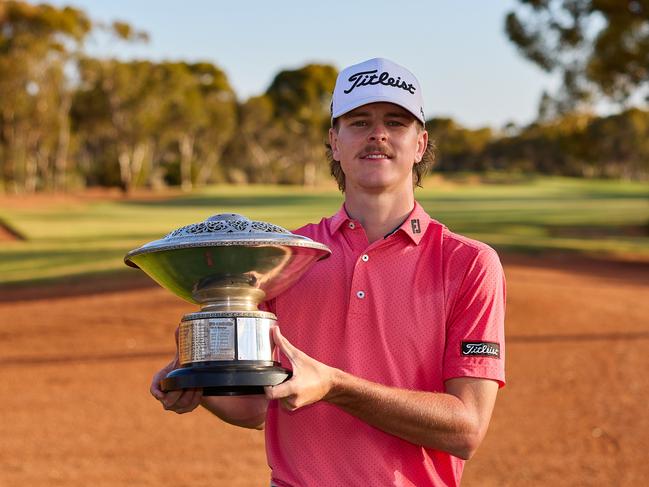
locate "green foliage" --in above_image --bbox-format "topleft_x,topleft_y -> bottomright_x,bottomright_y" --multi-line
0,1 -> 91,193
427,118 -> 493,171
429,109 -> 649,178
506,0 -> 649,112
263,64 -> 338,185
70,58 -> 237,192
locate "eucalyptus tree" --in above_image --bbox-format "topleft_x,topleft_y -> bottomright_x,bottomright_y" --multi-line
0,1 -> 91,192
265,64 -> 337,185
222,94 -> 285,183
506,0 -> 649,115
156,61 -> 236,190
73,58 -> 164,192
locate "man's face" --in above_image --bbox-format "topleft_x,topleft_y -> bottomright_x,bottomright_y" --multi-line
328,102 -> 427,194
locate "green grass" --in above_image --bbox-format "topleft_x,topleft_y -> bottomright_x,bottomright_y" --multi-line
1,176 -> 647,286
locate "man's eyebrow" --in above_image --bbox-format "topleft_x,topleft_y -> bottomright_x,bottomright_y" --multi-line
345,111 -> 412,119
385,112 -> 412,119
345,111 -> 371,118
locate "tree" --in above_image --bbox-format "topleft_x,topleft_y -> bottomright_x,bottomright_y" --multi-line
0,1 -> 91,193
426,118 -> 492,171
265,64 -> 337,185
72,59 -> 237,191
221,94 -> 285,184
177,62 -> 237,188
505,0 -> 649,114
73,58 -> 165,192
584,108 -> 649,178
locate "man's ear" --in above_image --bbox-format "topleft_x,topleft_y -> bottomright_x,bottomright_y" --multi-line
415,129 -> 428,163
329,127 -> 340,160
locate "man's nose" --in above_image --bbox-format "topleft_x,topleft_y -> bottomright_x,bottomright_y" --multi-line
368,124 -> 388,142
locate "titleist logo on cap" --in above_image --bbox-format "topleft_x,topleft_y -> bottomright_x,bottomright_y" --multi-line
344,69 -> 417,95
331,58 -> 425,124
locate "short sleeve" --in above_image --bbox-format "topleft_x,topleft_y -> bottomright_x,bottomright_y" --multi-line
443,248 -> 506,387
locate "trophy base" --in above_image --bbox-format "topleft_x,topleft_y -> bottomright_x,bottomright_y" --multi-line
161,362 -> 291,396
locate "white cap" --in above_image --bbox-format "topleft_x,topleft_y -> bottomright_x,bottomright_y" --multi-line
331,58 -> 425,124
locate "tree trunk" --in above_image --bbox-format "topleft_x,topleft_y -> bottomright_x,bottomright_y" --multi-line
196,145 -> 223,186
13,129 -> 28,193
131,141 -> 149,187
147,142 -> 166,190
118,145 -> 132,193
302,143 -> 320,186
24,153 -> 38,193
1,108 -> 17,192
54,91 -> 72,192
179,133 -> 194,191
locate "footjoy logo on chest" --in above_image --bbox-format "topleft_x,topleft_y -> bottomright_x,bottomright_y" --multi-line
461,341 -> 500,358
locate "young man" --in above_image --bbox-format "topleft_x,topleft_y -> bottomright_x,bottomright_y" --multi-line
151,58 -> 506,486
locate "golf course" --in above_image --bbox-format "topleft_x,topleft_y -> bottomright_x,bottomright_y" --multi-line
1,175 -> 648,485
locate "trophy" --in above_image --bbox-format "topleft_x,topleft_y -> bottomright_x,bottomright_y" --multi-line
124,213 -> 331,395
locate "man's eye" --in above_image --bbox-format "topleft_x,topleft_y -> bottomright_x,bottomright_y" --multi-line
351,120 -> 367,127
387,120 -> 405,127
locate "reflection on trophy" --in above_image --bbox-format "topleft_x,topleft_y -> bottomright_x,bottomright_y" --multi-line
124,213 -> 331,395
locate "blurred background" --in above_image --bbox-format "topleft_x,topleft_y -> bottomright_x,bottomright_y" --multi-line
1,1 -> 648,486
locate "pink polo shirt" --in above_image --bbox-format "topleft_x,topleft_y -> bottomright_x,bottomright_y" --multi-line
265,202 -> 506,487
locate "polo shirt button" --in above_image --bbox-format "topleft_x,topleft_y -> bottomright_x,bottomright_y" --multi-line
348,222 -> 355,229
356,290 -> 366,299
361,254 -> 369,262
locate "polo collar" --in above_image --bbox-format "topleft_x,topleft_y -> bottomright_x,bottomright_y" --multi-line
329,201 -> 430,245
393,201 -> 430,245
329,205 -> 352,234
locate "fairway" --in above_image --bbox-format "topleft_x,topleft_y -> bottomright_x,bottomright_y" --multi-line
1,176 -> 648,286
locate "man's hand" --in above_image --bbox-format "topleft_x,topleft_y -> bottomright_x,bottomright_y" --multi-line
149,328 -> 268,428
150,327 -> 203,414
150,356 -> 203,414
264,326 -> 337,411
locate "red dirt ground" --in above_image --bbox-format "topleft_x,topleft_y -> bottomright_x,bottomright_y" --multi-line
1,253 -> 648,486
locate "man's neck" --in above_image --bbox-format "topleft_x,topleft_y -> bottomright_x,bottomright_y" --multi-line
343,189 -> 415,243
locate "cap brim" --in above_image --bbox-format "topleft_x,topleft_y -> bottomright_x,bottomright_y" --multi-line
331,94 -> 425,124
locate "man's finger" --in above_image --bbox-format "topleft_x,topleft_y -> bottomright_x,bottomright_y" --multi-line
265,379 -> 294,400
272,326 -> 300,364
173,388 -> 198,409
162,389 -> 183,409
150,383 -> 165,400
173,388 -> 202,412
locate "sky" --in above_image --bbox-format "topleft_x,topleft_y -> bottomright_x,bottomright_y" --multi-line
49,0 -> 558,129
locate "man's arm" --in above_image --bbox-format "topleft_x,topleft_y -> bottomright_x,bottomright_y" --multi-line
199,395 -> 269,430
265,327 -> 499,460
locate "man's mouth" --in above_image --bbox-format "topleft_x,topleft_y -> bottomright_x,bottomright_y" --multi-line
359,145 -> 392,160
360,151 -> 391,159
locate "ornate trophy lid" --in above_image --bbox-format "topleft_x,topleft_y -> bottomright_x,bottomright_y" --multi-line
124,213 -> 331,304
125,213 -> 329,260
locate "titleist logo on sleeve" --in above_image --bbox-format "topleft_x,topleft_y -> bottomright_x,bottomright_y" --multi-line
344,69 -> 416,95
461,341 -> 500,358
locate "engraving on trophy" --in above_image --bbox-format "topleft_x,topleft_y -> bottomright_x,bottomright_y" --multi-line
208,319 -> 235,360
178,324 -> 193,364
193,321 -> 208,359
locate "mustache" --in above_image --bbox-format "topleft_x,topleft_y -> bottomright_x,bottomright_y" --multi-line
357,144 -> 393,158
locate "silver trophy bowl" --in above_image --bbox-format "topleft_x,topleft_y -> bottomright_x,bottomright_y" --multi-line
125,213 -> 331,395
